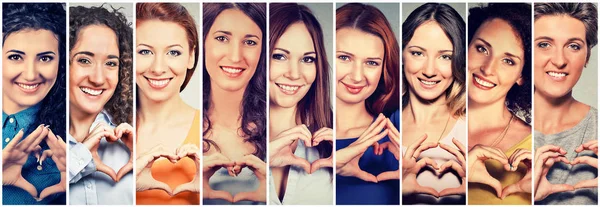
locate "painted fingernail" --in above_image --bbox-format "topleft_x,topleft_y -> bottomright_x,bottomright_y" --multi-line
45,125 -> 51,129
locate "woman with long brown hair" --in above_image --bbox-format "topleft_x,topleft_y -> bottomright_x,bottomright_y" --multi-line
268,3 -> 333,205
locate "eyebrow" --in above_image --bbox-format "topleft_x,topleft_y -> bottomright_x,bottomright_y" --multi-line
274,48 -> 315,56
6,49 -> 25,55
215,30 -> 260,39
407,45 -> 453,53
337,50 -> 382,61
476,38 -> 492,49
535,36 -> 586,44
504,52 -> 522,61
73,51 -> 119,59
37,51 -> 56,56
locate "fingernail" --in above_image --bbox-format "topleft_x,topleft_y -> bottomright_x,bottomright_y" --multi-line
19,128 -> 24,132
45,125 -> 51,129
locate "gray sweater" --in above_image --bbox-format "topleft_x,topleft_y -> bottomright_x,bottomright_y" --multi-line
534,107 -> 598,205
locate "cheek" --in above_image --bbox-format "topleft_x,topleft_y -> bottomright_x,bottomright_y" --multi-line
108,70 -> 119,89
168,56 -> 189,75
69,65 -> 85,84
39,62 -> 59,81
403,57 -> 424,75
366,67 -> 383,85
439,62 -> 453,79
2,61 -> 20,80
243,47 -> 262,71
136,55 -> 152,74
335,62 -> 349,81
567,51 -> 587,73
269,62 -> 284,82
533,50 -> 551,70
205,42 -> 224,68
303,64 -> 317,84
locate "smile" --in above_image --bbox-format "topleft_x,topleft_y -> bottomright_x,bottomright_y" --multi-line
341,82 -> 365,94
146,77 -> 172,89
80,87 -> 104,96
473,74 -> 496,90
547,71 -> 568,81
276,83 -> 303,95
418,78 -> 441,89
16,82 -> 41,93
220,66 -> 245,78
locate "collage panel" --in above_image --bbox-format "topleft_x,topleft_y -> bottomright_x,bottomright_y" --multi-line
466,2 -> 533,205
533,2 -> 599,205
334,2 -> 400,205
202,2 -> 268,205
134,2 -> 201,205
401,2 -> 467,205
2,3 -> 67,205
68,2 -> 134,205
268,2 -> 334,205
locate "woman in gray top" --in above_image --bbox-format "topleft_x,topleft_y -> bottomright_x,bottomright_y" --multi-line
533,3 -> 598,205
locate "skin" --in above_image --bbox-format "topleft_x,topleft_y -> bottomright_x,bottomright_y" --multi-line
2,29 -> 59,114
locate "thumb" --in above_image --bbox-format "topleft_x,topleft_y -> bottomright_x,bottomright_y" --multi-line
354,169 -> 378,183
376,170 -> 399,181
549,183 -> 575,194
206,189 -> 234,202
14,178 -> 38,198
233,191 -> 260,203
501,183 -> 523,199
172,182 -> 194,195
310,158 -> 332,174
116,162 -> 133,182
37,184 -> 64,201
290,156 -> 311,173
151,181 -> 173,196
95,162 -> 118,182
482,177 -> 503,198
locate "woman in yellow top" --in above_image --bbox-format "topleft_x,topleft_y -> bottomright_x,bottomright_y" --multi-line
133,3 -> 201,205
466,3 -> 533,205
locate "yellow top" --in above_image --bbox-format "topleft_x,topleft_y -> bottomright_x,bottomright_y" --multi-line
136,110 -> 200,205
468,134 -> 532,205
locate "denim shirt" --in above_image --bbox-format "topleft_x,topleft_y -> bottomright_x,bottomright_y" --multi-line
2,105 -> 64,204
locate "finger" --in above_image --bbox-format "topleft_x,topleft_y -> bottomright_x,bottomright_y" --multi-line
290,155 -> 311,173
5,129 -> 24,150
38,183 -> 65,201
571,156 -> 598,168
358,129 -> 389,150
116,162 -> 133,182
238,155 -> 266,176
549,183 -> 575,195
312,134 -> 332,146
17,124 -> 44,150
96,162 -> 118,182
233,191 -> 262,203
414,185 -> 440,197
451,137 -> 466,155
357,114 -> 387,143
310,158 -> 332,174
173,182 -> 197,195
312,127 -> 331,140
535,145 -> 566,161
439,143 -> 466,166
413,142 -> 439,159
439,160 -> 465,177
484,177 -> 503,198
416,157 -> 439,170
40,150 -> 54,165
385,118 -> 400,143
375,170 -> 399,181
354,169 -> 378,183
439,186 -> 465,197
404,134 -> 428,159
33,145 -> 43,161
27,126 -> 49,152
150,181 -> 173,196
510,150 -> 532,171
573,178 -> 598,189
14,178 -> 38,198
206,190 -> 234,202
501,183 -> 524,199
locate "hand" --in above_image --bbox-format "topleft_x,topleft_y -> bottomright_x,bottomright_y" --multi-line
468,144 -> 511,198
336,114 -> 389,182
438,138 -> 467,197
501,148 -> 532,199
572,140 -> 598,189
2,125 -> 49,198
136,145 -> 178,195
114,123 -> 134,182
173,144 -> 201,195
269,125 -> 312,172
310,127 -> 333,173
203,152 -> 235,202
82,122 -> 119,181
402,134 -> 439,196
533,145 -> 573,201
233,154 -> 266,203
374,118 -> 399,181
37,129 -> 67,201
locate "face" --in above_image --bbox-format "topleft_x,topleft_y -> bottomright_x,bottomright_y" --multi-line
534,15 -> 587,99
205,9 -> 263,92
269,22 -> 317,108
336,28 -> 384,105
2,29 -> 59,112
136,20 -> 195,102
69,25 -> 120,116
403,21 -> 454,101
468,18 -> 525,105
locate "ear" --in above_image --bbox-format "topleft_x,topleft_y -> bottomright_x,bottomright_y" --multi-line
187,47 -> 196,70
516,76 -> 524,86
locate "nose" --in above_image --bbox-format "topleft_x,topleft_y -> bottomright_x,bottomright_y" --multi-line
23,59 -> 37,81
89,62 -> 106,86
349,61 -> 364,82
283,60 -> 300,80
479,56 -> 497,76
551,47 -> 567,69
422,58 -> 437,78
229,42 -> 242,63
150,54 -> 167,75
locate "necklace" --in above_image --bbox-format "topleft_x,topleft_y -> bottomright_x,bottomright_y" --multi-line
490,114 -> 515,147
437,113 -> 452,143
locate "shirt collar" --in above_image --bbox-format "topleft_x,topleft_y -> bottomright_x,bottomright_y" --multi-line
2,103 -> 41,129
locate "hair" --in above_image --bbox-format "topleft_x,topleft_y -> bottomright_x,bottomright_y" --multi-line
136,3 -> 199,91
469,3 -> 532,123
402,3 -> 466,117
69,5 -> 133,125
202,3 -> 267,160
270,3 -> 332,159
3,3 -> 66,139
534,3 -> 598,63
336,3 -> 400,116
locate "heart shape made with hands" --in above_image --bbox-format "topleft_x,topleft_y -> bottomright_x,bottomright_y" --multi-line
203,153 -> 266,203
86,123 -> 134,183
269,125 -> 333,174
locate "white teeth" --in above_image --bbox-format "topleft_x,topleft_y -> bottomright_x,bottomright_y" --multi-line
149,79 -> 170,87
278,84 -> 300,92
420,79 -> 438,85
80,87 -> 103,96
547,72 -> 567,78
222,67 -> 243,74
474,76 -> 495,87
17,83 -> 40,90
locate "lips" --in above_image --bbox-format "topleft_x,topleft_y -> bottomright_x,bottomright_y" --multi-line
16,82 -> 41,93
220,66 -> 245,78
80,87 -> 104,96
276,83 -> 303,95
546,71 -> 568,81
417,78 -> 441,89
145,77 -> 172,89
472,74 -> 496,90
341,82 -> 365,94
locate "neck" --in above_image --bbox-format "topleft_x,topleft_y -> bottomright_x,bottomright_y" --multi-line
534,90 -> 576,130
405,92 -> 450,124
208,82 -> 245,128
137,91 -> 188,126
2,94 -> 28,114
336,99 -> 372,130
69,106 -> 98,142
269,104 -> 298,141
468,98 -> 513,132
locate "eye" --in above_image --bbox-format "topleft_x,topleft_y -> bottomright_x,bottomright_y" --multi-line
568,43 -> 581,51
77,58 -> 92,65
410,51 -> 423,56
301,56 -> 316,63
244,40 -> 257,46
138,49 -> 153,55
366,61 -> 380,66
7,54 -> 23,61
476,45 -> 488,55
167,50 -> 182,57
39,55 -> 54,62
440,54 -> 452,60
106,61 -> 119,67
338,55 -> 350,62
537,42 -> 550,49
502,58 -> 515,66
215,36 -> 228,42
271,53 -> 286,61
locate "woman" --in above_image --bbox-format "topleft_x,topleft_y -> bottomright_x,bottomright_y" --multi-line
401,3 -> 466,205
533,3 -> 598,205
268,3 -> 333,205
67,5 -> 134,205
466,3 -> 533,205
334,3 -> 400,205
2,3 -> 66,204
202,3 -> 267,205
135,3 -> 201,205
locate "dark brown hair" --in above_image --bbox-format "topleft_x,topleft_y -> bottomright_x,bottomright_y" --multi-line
136,3 -> 199,92
336,3 -> 400,116
270,3 -> 332,158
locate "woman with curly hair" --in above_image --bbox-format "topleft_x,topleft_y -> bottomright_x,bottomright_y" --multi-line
66,4 -> 133,205
2,3 -> 66,205
466,3 -> 532,205
134,3 -> 200,205
202,3 -> 267,205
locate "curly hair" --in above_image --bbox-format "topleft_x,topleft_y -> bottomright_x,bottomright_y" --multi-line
69,4 -> 133,125
202,3 -> 267,160
469,3 -> 532,123
3,3 -> 67,139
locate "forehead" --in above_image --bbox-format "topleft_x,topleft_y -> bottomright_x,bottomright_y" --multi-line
137,20 -> 190,48
210,8 -> 262,38
275,22 -> 314,53
336,27 -> 384,58
474,18 -> 524,59
408,21 -> 453,51
4,29 -> 59,52
73,25 -> 119,54
535,15 -> 586,41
